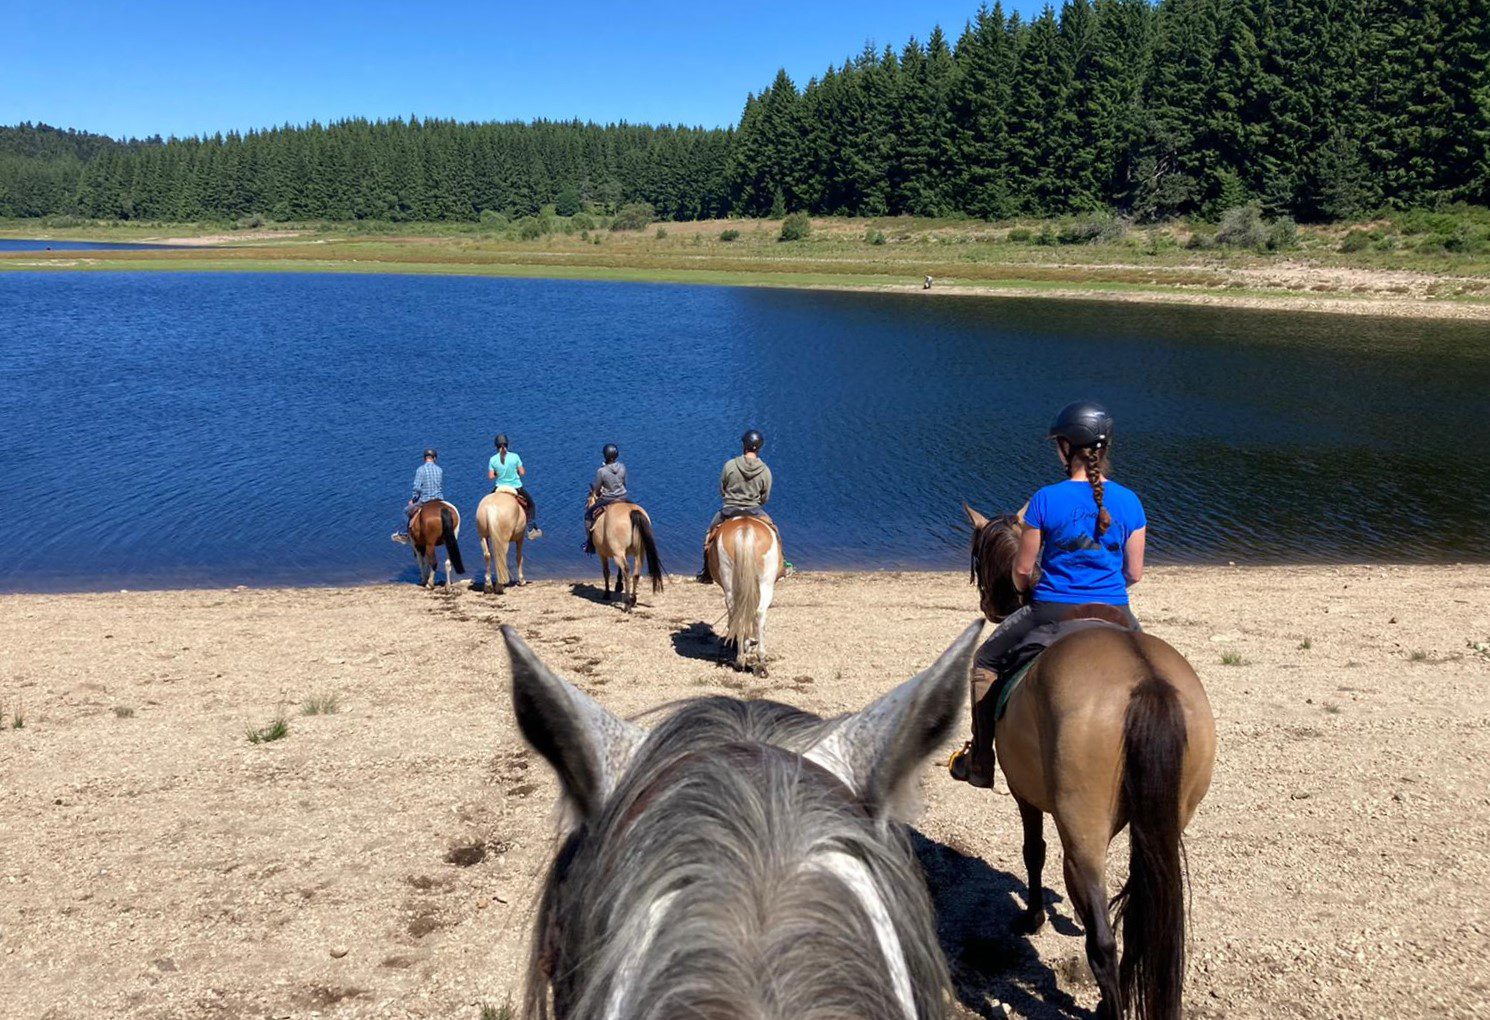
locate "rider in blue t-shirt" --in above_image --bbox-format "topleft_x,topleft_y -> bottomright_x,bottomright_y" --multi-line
488,433 -> 542,541
955,401 -> 1148,788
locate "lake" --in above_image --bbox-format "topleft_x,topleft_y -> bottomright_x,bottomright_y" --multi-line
2,270 -> 1487,592
0,237 -> 184,251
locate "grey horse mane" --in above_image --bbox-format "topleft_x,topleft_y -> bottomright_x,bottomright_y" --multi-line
525,696 -> 952,1020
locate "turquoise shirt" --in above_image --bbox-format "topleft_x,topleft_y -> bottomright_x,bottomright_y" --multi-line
489,451 -> 523,488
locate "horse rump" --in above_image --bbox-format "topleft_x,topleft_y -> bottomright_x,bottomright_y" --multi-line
1111,672 -> 1188,1020
630,509 -> 665,593
440,505 -> 466,575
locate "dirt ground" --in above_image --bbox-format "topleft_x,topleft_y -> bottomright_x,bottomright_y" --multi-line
2,566 -> 1487,1019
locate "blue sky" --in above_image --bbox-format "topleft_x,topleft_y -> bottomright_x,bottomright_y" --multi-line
7,1 -> 1048,139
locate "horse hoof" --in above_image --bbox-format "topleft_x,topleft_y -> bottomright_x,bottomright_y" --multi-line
1016,907 -> 1046,935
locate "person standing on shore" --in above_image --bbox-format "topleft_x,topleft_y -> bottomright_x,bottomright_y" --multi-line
951,401 -> 1147,788
392,448 -> 443,544
489,434 -> 542,541
583,444 -> 629,553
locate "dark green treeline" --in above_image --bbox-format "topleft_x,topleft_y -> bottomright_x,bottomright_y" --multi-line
3,0 -> 1487,223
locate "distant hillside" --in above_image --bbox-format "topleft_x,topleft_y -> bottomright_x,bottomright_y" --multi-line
3,0 -> 1488,224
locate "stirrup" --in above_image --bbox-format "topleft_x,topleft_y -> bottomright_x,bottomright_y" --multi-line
948,742 -> 972,781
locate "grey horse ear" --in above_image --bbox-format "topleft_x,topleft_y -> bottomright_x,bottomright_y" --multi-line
503,626 -> 645,822
807,619 -> 984,820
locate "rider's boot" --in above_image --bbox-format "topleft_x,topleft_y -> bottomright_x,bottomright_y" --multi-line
695,545 -> 713,584
949,666 -> 999,788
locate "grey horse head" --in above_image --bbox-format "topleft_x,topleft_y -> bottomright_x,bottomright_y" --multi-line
503,620 -> 983,1020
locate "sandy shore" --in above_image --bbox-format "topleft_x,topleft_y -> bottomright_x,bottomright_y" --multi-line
2,566 -> 1487,1019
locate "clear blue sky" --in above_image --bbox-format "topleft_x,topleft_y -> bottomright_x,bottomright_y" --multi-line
7,0 -> 1047,139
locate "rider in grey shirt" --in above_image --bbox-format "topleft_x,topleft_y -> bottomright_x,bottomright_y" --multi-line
584,444 -> 629,553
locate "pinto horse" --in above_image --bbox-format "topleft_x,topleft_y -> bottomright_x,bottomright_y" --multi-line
706,515 -> 781,675
503,620 -> 985,1020
964,503 -> 1215,1020
477,489 -> 528,594
407,500 -> 465,590
586,496 -> 665,610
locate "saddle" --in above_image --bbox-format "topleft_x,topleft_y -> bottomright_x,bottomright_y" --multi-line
706,509 -> 777,548
991,604 -> 1138,723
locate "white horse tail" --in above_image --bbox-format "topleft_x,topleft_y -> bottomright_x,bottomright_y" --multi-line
724,523 -> 762,647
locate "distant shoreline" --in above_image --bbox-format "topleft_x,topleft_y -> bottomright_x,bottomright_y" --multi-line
5,217 -> 1490,322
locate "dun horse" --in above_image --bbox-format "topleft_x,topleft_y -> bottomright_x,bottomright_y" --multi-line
406,501 -> 465,590
706,516 -> 781,675
503,620 -> 984,1020
477,488 -> 529,594
586,496 -> 665,610
964,504 -> 1215,1020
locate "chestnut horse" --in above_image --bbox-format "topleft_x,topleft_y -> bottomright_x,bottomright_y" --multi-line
477,489 -> 528,594
586,496 -> 665,610
964,503 -> 1215,1020
407,500 -> 465,590
706,516 -> 781,676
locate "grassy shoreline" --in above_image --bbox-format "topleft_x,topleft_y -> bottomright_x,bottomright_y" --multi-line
6,215 -> 1490,320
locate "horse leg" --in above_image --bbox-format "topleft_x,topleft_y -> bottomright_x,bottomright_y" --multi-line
494,537 -> 510,593
515,534 -> 526,585
422,545 -> 436,589
1061,835 -> 1121,1020
1015,796 -> 1048,933
481,532 -> 494,594
601,556 -> 612,599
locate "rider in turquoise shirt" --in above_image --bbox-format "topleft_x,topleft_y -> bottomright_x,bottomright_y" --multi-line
488,433 -> 541,540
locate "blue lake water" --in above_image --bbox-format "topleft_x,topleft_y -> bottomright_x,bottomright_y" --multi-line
2,270 -> 1488,592
0,237 -> 184,251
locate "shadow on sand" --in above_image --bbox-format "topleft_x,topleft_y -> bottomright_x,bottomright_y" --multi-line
569,581 -> 621,606
670,621 -> 726,664
912,830 -> 1090,1019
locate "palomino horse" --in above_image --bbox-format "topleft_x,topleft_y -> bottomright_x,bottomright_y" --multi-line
407,500 -> 465,590
586,496 -> 665,610
502,620 -> 984,1020
706,515 -> 781,675
477,489 -> 528,594
964,504 -> 1216,1020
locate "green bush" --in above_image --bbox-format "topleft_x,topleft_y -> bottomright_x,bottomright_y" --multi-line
779,211 -> 812,242
610,202 -> 655,231
1035,224 -> 1058,246
1006,227 -> 1033,243
554,188 -> 582,217
234,213 -> 264,230
1339,229 -> 1374,253
516,215 -> 554,240
655,226 -> 668,239
478,209 -> 509,228
1215,205 -> 1270,249
570,211 -> 595,231
1267,216 -> 1298,251
866,228 -> 887,245
720,228 -> 741,242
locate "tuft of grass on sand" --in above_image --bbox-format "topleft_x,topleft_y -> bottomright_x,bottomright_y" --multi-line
246,715 -> 290,744
1407,649 -> 1429,662
479,1000 -> 514,1020
1220,650 -> 1247,666
1299,637 -> 1313,650
6,701 -> 24,729
301,692 -> 341,716
113,705 -> 135,719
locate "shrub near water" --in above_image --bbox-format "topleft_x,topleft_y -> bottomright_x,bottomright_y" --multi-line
779,211 -> 812,242
610,202 -> 655,231
720,228 -> 741,242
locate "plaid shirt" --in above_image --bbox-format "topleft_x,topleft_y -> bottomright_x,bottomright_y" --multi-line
411,462 -> 444,503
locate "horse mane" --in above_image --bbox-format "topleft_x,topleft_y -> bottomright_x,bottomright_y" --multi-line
970,513 -> 1029,622
526,697 -> 950,1020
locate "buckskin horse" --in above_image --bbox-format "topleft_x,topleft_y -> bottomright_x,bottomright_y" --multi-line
586,495 -> 665,610
706,515 -> 781,676
407,500 -> 465,590
502,619 -> 985,1020
477,488 -> 529,594
963,503 -> 1215,1020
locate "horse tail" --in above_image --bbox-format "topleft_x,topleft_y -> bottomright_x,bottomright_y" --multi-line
440,505 -> 466,575
723,524 -> 762,647
1112,671 -> 1188,1020
630,509 -> 665,593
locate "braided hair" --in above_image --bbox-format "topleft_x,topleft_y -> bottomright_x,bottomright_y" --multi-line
1084,444 -> 1113,537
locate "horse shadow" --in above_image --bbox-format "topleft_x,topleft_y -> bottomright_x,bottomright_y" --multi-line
569,582 -> 619,606
911,830 -> 1089,1020
670,621 -> 726,664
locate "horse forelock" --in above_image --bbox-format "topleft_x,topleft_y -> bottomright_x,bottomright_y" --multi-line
529,697 -> 948,1020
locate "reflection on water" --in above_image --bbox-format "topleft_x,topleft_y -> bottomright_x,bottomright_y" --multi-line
1,271 -> 1487,592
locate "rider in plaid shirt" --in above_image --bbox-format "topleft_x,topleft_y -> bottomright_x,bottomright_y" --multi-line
392,449 -> 443,543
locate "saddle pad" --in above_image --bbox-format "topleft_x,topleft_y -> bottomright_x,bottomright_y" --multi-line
994,657 -> 1037,723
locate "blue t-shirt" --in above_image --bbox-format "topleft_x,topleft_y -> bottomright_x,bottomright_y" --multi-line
1025,479 -> 1145,605
489,451 -> 523,488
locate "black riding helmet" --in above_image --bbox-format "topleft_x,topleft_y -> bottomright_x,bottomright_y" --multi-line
741,429 -> 764,452
1047,401 -> 1113,450
423,448 -> 438,459
493,434 -> 509,448
602,443 -> 619,463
